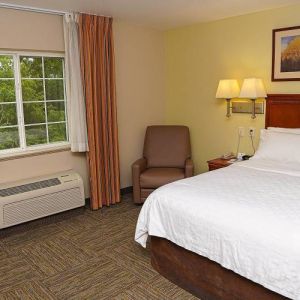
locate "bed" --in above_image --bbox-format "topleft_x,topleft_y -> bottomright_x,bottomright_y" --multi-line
135,94 -> 300,300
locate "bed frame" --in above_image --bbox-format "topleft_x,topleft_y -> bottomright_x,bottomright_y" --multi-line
150,94 -> 300,300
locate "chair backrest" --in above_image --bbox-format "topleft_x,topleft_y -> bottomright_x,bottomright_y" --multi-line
143,125 -> 191,168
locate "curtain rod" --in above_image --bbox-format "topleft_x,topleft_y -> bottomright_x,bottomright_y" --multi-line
0,2 -> 66,15
0,2 -> 112,17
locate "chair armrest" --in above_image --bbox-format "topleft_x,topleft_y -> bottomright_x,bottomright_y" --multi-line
185,158 -> 194,177
132,158 -> 147,203
132,158 -> 147,172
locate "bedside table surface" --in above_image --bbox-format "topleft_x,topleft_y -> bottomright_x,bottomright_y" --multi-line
207,157 -> 234,166
207,157 -> 236,171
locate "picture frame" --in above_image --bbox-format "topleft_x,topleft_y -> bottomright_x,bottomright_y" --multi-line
272,26 -> 300,81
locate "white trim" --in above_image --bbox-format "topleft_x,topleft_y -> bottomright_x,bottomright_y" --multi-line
0,51 -> 69,153
14,54 -> 26,149
24,121 -> 66,127
0,51 -> 65,58
62,56 -> 69,142
22,78 -> 64,80
42,56 -> 49,143
0,142 -> 71,160
0,2 -> 112,18
0,121 -> 66,129
0,2 -> 66,15
0,124 -> 18,129
21,100 -> 66,104
0,101 -> 17,105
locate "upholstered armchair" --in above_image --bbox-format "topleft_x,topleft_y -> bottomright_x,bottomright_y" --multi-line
132,125 -> 194,204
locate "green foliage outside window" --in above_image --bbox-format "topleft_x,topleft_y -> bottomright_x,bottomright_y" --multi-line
44,57 -> 63,78
20,56 -> 42,78
0,127 -> 19,150
0,54 -> 68,151
22,79 -> 44,101
0,104 -> 18,126
23,102 -> 46,124
0,80 -> 15,102
49,123 -> 67,143
0,55 -> 14,78
25,125 -> 47,146
47,102 -> 66,122
0,55 -> 18,150
46,80 -> 64,100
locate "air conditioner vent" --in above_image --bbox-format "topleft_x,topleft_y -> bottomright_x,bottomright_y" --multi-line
0,178 -> 61,197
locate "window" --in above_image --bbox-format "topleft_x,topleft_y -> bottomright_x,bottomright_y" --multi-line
0,52 -> 68,155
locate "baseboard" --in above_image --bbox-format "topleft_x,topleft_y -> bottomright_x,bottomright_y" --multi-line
85,187 -> 132,205
121,186 -> 133,195
85,198 -> 90,206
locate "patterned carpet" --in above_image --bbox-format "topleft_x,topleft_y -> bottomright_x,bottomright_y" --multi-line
0,194 -> 198,299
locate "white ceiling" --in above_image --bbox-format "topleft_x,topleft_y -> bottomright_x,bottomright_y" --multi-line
2,0 -> 300,29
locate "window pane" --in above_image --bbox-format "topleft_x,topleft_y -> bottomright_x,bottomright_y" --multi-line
22,79 -> 44,101
20,56 -> 42,78
44,57 -> 63,78
25,124 -> 47,146
23,102 -> 45,124
0,80 -> 15,102
0,104 -> 18,126
0,55 -> 14,78
47,102 -> 65,122
45,80 -> 64,100
48,122 -> 67,143
0,127 -> 19,150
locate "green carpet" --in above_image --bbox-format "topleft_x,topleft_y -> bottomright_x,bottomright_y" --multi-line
0,194 -> 197,299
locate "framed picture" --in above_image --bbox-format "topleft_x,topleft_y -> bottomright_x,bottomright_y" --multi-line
272,26 -> 300,81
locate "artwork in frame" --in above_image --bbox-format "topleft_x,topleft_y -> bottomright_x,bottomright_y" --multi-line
272,26 -> 300,81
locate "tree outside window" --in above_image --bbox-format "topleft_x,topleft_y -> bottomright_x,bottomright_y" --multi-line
0,53 -> 68,152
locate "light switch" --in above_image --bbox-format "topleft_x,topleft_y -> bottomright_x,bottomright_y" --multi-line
238,127 -> 245,137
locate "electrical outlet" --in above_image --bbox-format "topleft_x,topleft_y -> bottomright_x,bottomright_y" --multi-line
248,127 -> 255,137
238,127 -> 245,137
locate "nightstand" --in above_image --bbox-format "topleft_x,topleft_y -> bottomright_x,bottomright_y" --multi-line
207,157 -> 235,171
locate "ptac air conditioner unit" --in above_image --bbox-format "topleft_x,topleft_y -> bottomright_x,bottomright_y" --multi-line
0,170 -> 85,229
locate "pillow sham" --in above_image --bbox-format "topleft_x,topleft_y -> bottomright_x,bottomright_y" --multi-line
267,127 -> 300,134
253,129 -> 300,164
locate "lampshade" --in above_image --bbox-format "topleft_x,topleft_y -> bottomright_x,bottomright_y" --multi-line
239,78 -> 267,99
216,79 -> 240,99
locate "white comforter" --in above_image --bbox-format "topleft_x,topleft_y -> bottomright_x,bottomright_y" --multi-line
135,159 -> 300,299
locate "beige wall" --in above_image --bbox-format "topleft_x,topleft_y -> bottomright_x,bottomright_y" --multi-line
0,8 -> 166,193
114,21 -> 165,188
0,8 -> 90,196
1,4 -> 300,195
165,4 -> 300,174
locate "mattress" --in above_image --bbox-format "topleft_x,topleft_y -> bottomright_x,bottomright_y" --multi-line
135,159 -> 300,299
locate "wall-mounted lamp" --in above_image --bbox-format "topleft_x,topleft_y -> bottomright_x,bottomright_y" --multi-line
216,79 -> 240,117
239,78 -> 267,119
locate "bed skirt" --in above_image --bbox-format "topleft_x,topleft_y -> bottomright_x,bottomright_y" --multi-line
150,236 -> 289,300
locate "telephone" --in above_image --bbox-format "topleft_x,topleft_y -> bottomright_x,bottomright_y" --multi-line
222,152 -> 235,159
242,155 -> 252,161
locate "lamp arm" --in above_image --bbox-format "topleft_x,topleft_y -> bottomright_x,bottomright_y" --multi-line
226,98 -> 231,118
251,99 -> 256,119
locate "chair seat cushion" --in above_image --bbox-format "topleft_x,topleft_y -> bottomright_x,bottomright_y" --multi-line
140,168 -> 185,189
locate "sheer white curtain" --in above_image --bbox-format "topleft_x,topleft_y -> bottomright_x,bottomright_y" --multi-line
63,13 -> 88,152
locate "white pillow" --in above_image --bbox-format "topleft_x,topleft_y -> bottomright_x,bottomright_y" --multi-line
253,129 -> 300,163
267,127 -> 300,134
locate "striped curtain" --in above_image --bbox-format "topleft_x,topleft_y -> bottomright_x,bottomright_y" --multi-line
78,14 -> 120,209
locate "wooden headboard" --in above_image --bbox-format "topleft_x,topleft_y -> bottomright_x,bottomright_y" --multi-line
266,94 -> 300,128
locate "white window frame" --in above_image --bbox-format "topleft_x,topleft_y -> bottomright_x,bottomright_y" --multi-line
0,50 -> 70,159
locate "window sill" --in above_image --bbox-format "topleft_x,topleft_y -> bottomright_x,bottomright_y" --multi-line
0,143 -> 71,162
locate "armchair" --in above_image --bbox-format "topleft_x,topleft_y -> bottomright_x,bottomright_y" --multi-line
132,125 -> 194,204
